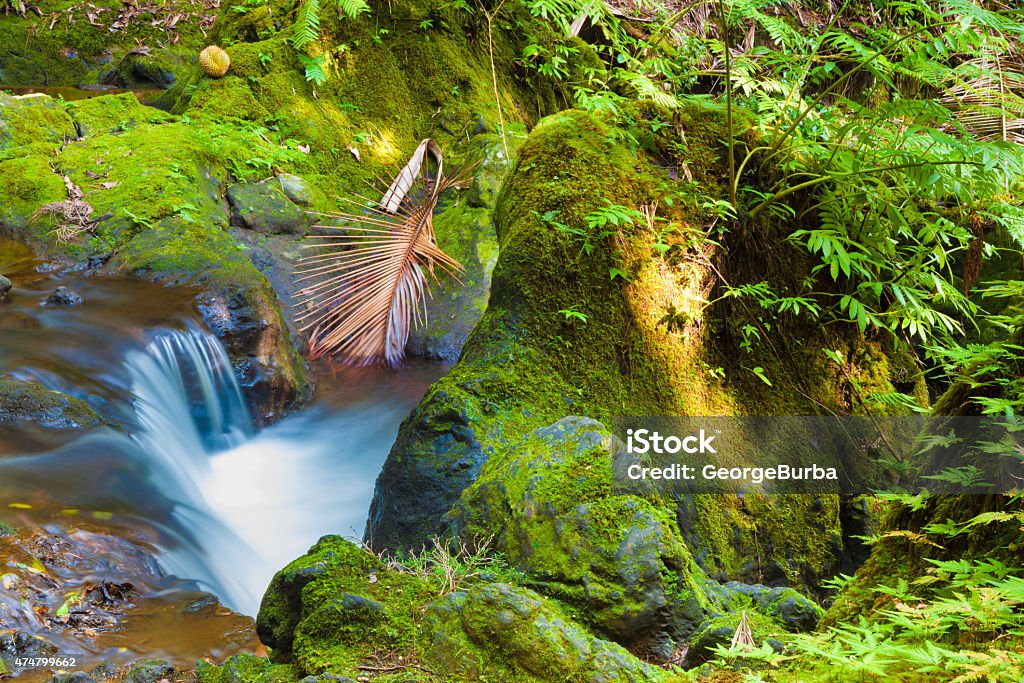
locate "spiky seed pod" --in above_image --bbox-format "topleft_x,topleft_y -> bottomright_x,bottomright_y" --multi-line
199,46 -> 230,78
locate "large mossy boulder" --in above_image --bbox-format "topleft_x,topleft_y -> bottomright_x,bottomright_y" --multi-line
251,534 -> 667,682
423,583 -> 665,683
366,108 -> 914,598
447,417 -> 716,644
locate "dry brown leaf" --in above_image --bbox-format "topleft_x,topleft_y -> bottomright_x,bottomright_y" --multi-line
379,138 -> 442,214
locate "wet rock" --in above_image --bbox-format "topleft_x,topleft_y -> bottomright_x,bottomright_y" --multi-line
52,672 -> 97,683
366,392 -> 486,551
0,274 -> 10,301
447,417 -> 715,643
227,181 -> 310,236
196,286 -> 310,426
0,377 -> 104,428
44,285 -> 84,306
124,660 -> 175,683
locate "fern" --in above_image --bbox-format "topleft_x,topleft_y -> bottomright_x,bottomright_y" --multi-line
292,0 -> 321,50
337,0 -> 369,19
297,53 -> 327,85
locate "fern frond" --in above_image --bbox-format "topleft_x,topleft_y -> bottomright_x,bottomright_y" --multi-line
337,0 -> 369,19
292,0 -> 321,50
297,53 -> 328,85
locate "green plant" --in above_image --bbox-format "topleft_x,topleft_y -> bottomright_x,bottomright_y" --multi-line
707,0 -> 1024,348
557,306 -> 588,323
292,0 -> 369,84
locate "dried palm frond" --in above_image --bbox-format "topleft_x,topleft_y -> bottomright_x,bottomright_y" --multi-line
730,611 -> 755,652
296,139 -> 470,367
942,51 -> 1024,145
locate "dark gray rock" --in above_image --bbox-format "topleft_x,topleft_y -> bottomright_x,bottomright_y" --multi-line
227,182 -> 311,235
124,660 -> 174,683
43,286 -> 84,306
365,391 -> 486,551
0,274 -> 11,301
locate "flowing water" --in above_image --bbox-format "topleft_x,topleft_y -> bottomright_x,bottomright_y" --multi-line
0,240 -> 447,673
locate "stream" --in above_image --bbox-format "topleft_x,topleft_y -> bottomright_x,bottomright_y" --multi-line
0,240 -> 446,675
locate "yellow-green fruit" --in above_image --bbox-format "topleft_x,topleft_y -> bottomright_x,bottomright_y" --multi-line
199,46 -> 230,78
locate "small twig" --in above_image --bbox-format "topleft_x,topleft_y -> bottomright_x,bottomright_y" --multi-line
477,0 -> 510,161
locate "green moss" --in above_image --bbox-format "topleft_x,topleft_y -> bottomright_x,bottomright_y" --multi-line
685,610 -> 787,668
248,534 -> 667,682
0,93 -> 76,161
196,654 -> 296,683
0,154 -> 66,241
65,92 -> 171,137
682,494 -> 842,592
0,0 -> 207,86
0,521 -> 16,538
449,417 -> 716,642
0,377 -> 104,428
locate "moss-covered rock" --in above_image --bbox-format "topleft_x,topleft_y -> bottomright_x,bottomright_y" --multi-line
0,92 -> 76,160
406,133 -> 520,360
448,417 -> 716,645
196,653 -> 299,683
683,610 -> 787,669
0,376 -> 104,428
0,0 -> 208,88
425,583 -> 665,682
227,182 -> 311,236
710,582 -> 823,633
249,534 -> 667,682
367,109 -> 908,604
64,92 -> 171,138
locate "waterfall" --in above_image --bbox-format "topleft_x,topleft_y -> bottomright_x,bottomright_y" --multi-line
0,322 -> 436,618
114,326 -> 423,616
